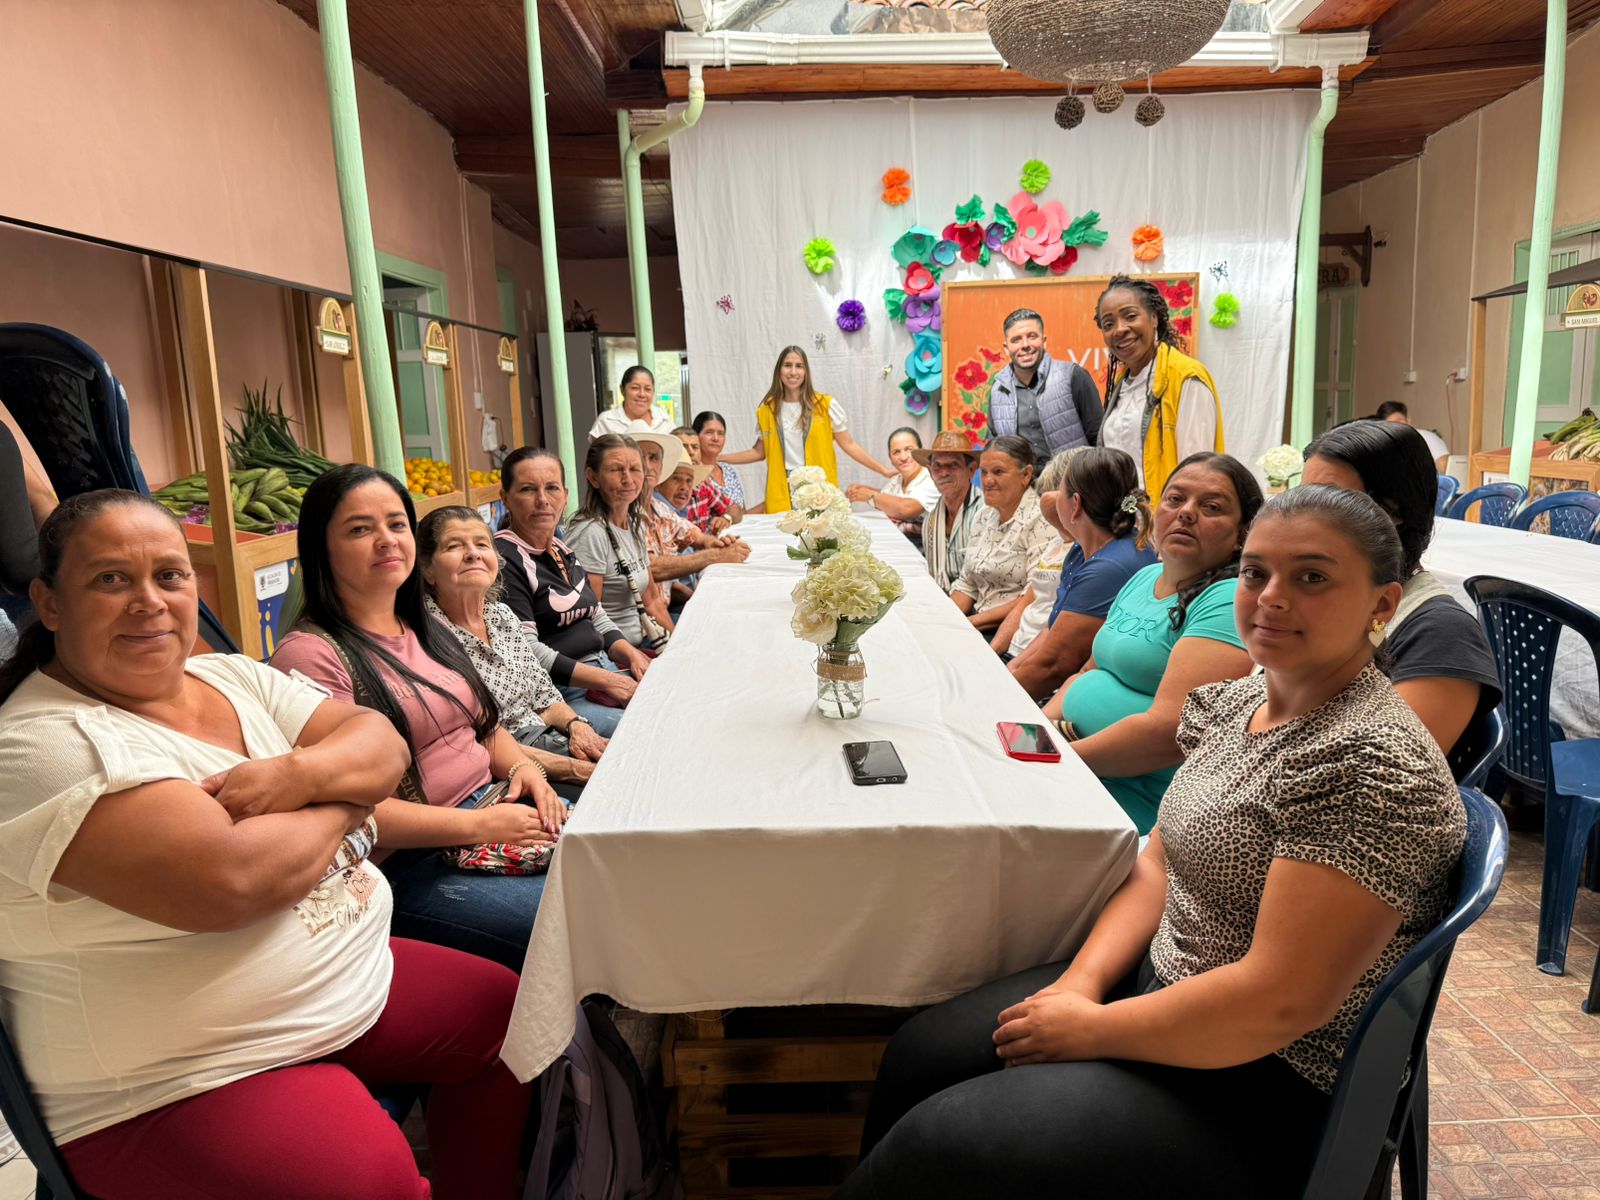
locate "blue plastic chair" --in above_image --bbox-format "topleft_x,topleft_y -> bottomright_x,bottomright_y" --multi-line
1463,575 -> 1600,985
1303,787 -> 1508,1200
1447,482 -> 1527,527
1434,474 -> 1460,518
1451,704 -> 1508,793
1510,491 -> 1600,541
0,323 -> 234,653
1589,517 -> 1600,544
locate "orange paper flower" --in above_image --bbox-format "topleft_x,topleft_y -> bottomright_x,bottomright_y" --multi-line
881,168 -> 912,206
1132,224 -> 1164,262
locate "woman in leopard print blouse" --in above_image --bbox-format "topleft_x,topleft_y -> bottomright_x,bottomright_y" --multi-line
840,485 -> 1466,1199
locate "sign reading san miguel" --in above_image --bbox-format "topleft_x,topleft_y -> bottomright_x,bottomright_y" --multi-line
497,336 -> 517,374
317,298 -> 351,356
423,320 -> 450,367
1562,282 -> 1600,330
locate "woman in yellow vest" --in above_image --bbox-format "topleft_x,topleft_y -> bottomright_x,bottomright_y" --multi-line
721,346 -> 894,512
1095,275 -> 1224,501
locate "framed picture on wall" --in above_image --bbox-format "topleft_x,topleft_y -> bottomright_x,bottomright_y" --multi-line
941,274 -> 1200,445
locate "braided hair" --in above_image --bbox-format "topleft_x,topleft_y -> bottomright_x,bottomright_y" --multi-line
1098,275 -> 1178,395
1157,452 -> 1264,632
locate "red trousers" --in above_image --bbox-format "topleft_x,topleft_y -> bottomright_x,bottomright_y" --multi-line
62,938 -> 531,1200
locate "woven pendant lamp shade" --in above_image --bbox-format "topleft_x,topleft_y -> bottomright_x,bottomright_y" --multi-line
986,0 -> 1233,84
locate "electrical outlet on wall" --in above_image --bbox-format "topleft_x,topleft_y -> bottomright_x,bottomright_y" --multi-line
1402,371 -> 1418,385
473,391 -> 484,410
1449,367 -> 1470,382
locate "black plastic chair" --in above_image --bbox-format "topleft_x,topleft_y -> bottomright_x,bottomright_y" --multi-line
1509,491 -> 1600,541
1449,704 -> 1507,793
1302,786 -> 1508,1200
1446,482 -> 1526,527
0,323 -> 234,653
1434,474 -> 1459,518
0,1011 -> 82,1199
0,422 -> 41,597
1464,575 -> 1600,989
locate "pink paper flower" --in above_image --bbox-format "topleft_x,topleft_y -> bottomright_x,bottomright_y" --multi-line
1001,190 -> 1067,268
905,263 -> 937,295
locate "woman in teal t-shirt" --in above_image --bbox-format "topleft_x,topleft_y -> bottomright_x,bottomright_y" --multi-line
1045,453 -> 1264,832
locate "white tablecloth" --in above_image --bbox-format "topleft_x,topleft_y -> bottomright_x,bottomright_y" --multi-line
502,512 -> 1137,1081
1422,520 -> 1600,740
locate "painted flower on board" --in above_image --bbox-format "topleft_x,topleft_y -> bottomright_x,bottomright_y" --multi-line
955,359 -> 988,390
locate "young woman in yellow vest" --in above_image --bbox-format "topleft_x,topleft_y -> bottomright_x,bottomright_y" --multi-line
1095,275 -> 1225,501
720,346 -> 894,512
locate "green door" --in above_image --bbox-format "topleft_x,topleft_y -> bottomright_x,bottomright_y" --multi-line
1313,286 -> 1357,438
1504,237 -> 1598,445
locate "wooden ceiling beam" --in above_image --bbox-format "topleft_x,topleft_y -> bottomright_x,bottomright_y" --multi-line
1324,133 -> 1428,159
1299,0 -> 1403,32
543,0 -> 625,72
455,134 -> 668,179
1359,39 -> 1545,81
1369,0 -> 1456,50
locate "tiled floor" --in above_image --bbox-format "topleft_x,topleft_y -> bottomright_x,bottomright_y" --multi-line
0,823 -> 1597,1200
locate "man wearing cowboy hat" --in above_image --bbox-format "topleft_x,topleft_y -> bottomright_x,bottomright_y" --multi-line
911,431 -> 984,594
621,421 -> 750,623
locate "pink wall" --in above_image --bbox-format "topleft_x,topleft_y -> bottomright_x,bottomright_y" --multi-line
0,0 -> 540,483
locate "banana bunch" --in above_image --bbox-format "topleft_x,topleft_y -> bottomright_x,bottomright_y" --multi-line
153,468 -> 304,533
1549,412 -> 1600,462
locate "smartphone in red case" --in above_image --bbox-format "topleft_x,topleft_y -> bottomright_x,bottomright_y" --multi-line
996,721 -> 1062,763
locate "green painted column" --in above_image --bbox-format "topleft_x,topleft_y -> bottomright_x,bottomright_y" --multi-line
1508,0 -> 1568,486
1290,73 -> 1340,450
521,0 -> 578,506
315,0 -> 404,479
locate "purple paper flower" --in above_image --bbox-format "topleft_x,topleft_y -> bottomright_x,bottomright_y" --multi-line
905,289 -> 941,334
903,389 -> 932,416
836,300 -> 866,333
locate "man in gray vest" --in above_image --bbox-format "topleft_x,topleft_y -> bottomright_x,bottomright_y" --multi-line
987,308 -> 1103,464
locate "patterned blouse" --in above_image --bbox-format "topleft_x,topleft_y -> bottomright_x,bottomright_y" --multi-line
1151,666 -> 1466,1093
708,461 -> 745,508
950,487 -> 1055,612
423,596 -> 563,736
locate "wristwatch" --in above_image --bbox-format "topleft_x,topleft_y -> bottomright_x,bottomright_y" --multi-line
563,716 -> 593,737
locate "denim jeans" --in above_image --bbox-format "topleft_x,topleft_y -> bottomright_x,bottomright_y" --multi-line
557,652 -> 627,737
380,782 -> 554,972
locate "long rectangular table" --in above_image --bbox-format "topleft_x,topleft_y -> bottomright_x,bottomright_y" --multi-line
501,511 -> 1137,1082
1422,519 -> 1600,740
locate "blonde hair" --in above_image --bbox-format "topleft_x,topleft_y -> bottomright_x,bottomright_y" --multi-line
1037,446 -> 1088,496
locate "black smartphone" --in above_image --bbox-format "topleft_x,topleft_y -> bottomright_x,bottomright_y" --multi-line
843,741 -> 908,786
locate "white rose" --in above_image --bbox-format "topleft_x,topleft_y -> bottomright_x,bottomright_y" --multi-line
791,604 -> 839,645
789,466 -> 827,490
776,507 -> 808,535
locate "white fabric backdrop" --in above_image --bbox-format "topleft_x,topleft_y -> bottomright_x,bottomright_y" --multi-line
671,92 -> 1316,497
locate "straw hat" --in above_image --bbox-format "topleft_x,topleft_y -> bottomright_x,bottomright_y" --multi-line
620,420 -> 687,478
910,429 -> 983,467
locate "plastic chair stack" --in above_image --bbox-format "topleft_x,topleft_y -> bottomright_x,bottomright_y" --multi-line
1447,482 -> 1527,527
1509,491 -> 1600,541
1464,575 -> 1600,1005
1434,474 -> 1460,518
1303,787 -> 1508,1200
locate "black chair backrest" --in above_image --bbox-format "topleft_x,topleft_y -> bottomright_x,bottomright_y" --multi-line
1302,787 -> 1508,1199
0,1009 -> 84,1198
1449,704 -> 1506,791
0,422 -> 41,595
1463,574 -> 1600,793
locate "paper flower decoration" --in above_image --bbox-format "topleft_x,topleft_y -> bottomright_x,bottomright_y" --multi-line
715,295 -> 734,314
905,289 -> 941,334
892,226 -> 939,269
1132,225 -> 1165,262
902,386 -> 932,416
1160,279 -> 1195,309
1063,210 -> 1108,248
905,331 -> 942,393
955,194 -> 986,224
942,221 -> 988,265
1020,160 -> 1051,195
932,239 -> 959,267
883,288 -> 908,322
1049,246 -> 1080,276
881,167 -> 912,206
1001,191 -> 1067,268
836,300 -> 866,333
804,237 -> 837,275
1210,293 -> 1241,329
904,263 -> 937,295
985,202 -> 1017,251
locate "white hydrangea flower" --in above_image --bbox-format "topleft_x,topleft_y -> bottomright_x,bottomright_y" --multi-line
1258,444 -> 1303,486
793,482 -> 844,514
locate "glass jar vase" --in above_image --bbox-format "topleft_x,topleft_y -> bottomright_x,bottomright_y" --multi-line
815,643 -> 865,719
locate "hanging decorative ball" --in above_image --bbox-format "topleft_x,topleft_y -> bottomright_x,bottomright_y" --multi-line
1054,95 -> 1086,130
1136,94 -> 1166,126
1092,83 -> 1125,114
985,0 -> 1231,84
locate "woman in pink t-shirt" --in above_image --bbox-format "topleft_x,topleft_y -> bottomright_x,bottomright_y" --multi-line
272,465 -> 566,971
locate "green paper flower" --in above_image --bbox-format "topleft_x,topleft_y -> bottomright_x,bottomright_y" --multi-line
955,194 -> 986,224
1210,292 -> 1241,329
804,237 -> 838,275
1024,260 -> 1049,276
884,288 -> 908,322
1020,160 -> 1051,195
1063,211 -> 1108,248
977,245 -> 991,268
891,226 -> 939,269
989,202 -> 1017,245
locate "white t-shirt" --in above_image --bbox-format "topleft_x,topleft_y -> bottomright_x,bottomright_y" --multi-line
882,466 -> 940,513
1011,537 -> 1070,657
589,405 -> 676,440
1418,427 -> 1449,463
779,398 -> 848,471
1100,360 -> 1216,490
0,654 -> 393,1142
